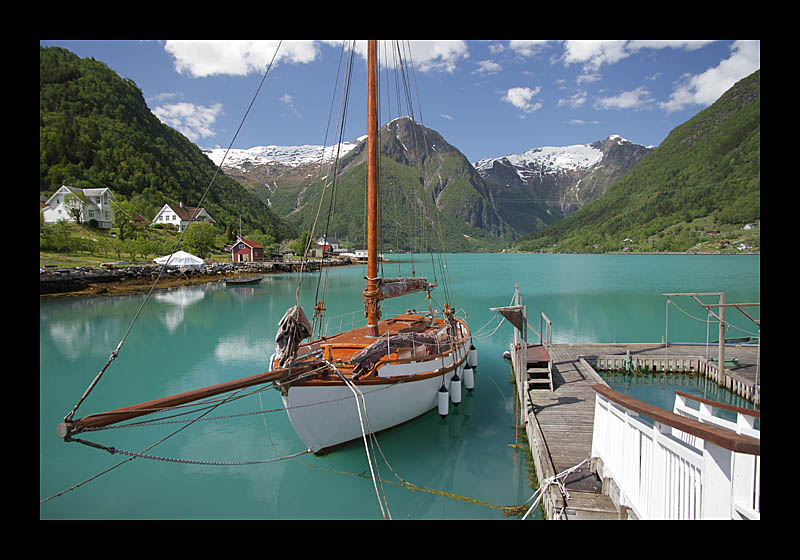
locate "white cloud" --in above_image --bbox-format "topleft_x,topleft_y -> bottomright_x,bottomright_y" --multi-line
568,119 -> 600,126
594,87 -> 655,111
164,40 -> 318,78
562,40 -> 722,85
338,40 -> 469,73
502,86 -> 542,113
563,40 -> 717,69
627,40 -> 716,52
164,40 -> 471,77
405,40 -> 469,73
474,59 -> 502,75
563,40 -> 630,68
558,90 -> 587,109
279,93 -> 301,118
659,40 -> 760,113
440,113 -> 454,120
508,40 -> 550,57
152,101 -> 223,141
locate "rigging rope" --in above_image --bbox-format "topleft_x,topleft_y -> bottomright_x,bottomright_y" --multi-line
63,41 -> 284,424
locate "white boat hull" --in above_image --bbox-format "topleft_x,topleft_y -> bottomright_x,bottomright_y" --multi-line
282,352 -> 466,453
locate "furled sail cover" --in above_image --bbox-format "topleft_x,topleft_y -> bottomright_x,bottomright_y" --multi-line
275,305 -> 312,367
350,331 -> 449,378
378,277 -> 436,299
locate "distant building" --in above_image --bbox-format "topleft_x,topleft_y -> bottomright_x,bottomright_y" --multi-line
42,186 -> 115,228
151,202 -> 216,232
316,236 -> 340,253
231,236 -> 265,262
340,248 -> 367,260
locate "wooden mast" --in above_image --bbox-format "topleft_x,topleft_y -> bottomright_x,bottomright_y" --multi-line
364,39 -> 380,337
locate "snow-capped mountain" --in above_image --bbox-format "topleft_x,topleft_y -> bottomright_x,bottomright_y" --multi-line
474,135 -> 653,234
474,140 -> 606,174
207,129 -> 652,240
203,141 -> 360,170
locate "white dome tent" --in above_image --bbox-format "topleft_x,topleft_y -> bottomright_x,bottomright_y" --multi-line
153,250 -> 204,271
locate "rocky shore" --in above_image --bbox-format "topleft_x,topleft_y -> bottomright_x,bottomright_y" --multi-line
40,258 -> 351,297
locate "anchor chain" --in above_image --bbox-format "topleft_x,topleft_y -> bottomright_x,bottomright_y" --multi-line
65,434 -> 311,466
112,447 -> 311,466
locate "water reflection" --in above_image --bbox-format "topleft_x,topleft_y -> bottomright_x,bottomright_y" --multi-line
154,287 -> 206,332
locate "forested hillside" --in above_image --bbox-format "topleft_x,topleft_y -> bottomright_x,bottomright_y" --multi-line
513,70 -> 760,253
39,46 -> 295,242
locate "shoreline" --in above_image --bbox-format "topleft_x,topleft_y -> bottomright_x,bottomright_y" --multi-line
39,259 -> 352,299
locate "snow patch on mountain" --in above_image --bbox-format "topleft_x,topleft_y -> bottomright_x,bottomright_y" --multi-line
204,142 -> 359,170
474,143 -> 601,174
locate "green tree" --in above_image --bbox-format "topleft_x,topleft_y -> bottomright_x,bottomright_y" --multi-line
112,198 -> 138,241
183,221 -> 217,258
290,230 -> 310,256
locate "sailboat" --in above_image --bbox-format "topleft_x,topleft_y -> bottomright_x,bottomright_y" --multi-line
57,40 -> 474,456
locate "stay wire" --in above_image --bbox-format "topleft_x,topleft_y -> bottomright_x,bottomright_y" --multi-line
63,41 -> 283,424
308,40 -> 352,331
43,387 -> 247,504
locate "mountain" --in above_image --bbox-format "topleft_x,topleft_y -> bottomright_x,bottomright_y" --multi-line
40,46 -> 296,242
215,117 -> 515,252
202,142 -> 359,211
204,142 -> 360,172
474,135 -> 654,234
40,45 -> 758,255
214,124 -> 652,250
512,69 -> 760,253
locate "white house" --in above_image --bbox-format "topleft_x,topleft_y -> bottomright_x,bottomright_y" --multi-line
340,249 -> 367,260
151,202 -> 216,232
315,236 -> 340,253
42,186 -> 115,228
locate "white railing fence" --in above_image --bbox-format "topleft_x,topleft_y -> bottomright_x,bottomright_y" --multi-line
591,385 -> 760,520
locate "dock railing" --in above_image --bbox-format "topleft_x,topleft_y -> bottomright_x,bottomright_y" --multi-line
591,384 -> 760,519
585,354 -> 759,405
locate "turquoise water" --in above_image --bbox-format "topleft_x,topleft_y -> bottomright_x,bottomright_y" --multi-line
601,371 -> 759,426
40,253 -> 759,519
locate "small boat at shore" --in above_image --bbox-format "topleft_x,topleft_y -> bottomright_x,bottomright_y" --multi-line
224,276 -> 263,286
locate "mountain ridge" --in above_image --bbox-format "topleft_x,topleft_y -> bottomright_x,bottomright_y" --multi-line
214,124 -> 654,242
40,45 -> 759,255
511,69 -> 760,253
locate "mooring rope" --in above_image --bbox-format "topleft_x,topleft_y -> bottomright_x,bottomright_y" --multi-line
328,360 -> 391,520
305,462 -> 528,517
520,458 -> 590,520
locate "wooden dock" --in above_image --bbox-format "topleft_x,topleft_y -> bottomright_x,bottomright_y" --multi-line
512,341 -> 760,520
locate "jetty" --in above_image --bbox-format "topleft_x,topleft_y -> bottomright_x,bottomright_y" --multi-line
497,287 -> 760,520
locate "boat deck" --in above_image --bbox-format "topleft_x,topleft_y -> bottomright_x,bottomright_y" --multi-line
289,313 -> 467,385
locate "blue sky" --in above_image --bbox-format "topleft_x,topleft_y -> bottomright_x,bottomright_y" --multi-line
41,40 -> 760,163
